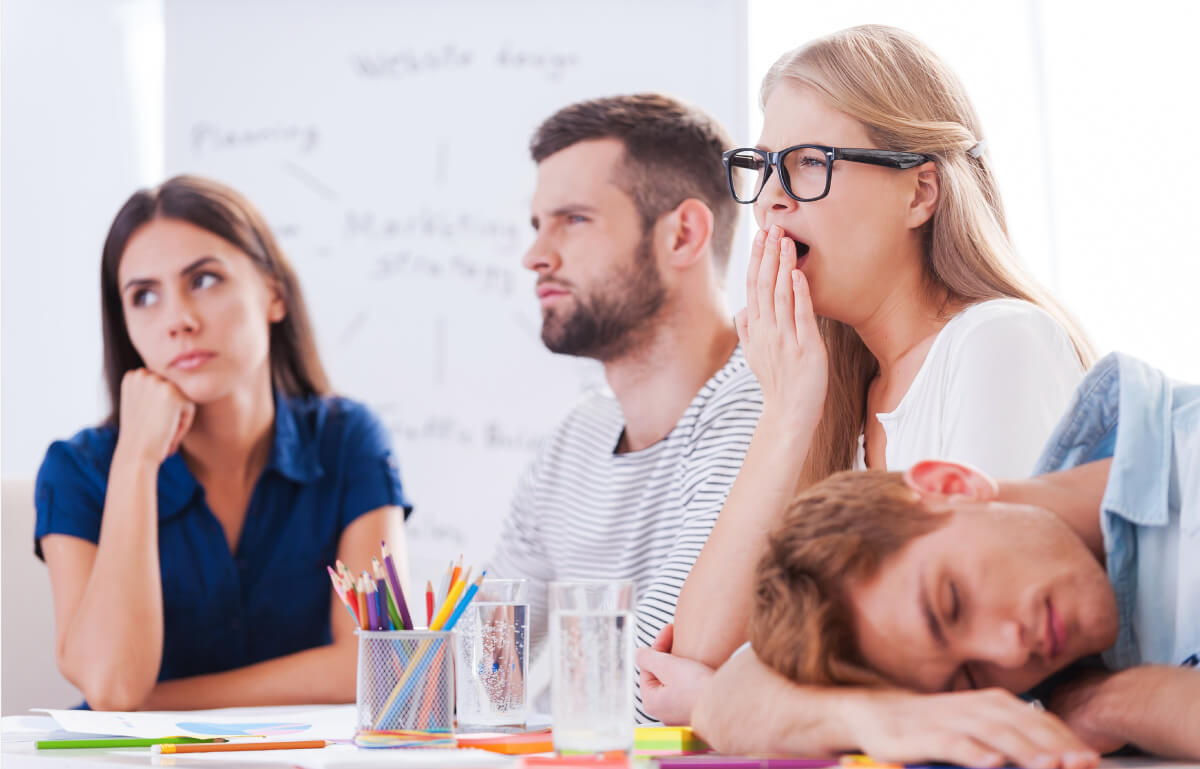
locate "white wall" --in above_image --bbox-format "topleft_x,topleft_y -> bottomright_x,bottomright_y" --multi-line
1,0 -> 163,715
2,0 -> 163,480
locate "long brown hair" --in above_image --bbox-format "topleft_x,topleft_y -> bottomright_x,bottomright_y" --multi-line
762,25 -> 1094,484
100,174 -> 329,426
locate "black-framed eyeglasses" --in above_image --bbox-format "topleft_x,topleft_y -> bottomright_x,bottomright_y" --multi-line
722,144 -> 932,204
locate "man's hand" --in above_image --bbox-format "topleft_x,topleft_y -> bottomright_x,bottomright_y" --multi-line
692,649 -> 1100,769
1046,669 -> 1128,755
1046,665 -> 1200,759
637,624 -> 715,725
847,687 -> 1101,769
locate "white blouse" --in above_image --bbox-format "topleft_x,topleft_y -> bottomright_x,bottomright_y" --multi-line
855,298 -> 1086,478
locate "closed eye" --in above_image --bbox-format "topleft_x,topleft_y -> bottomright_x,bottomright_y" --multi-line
959,663 -> 979,690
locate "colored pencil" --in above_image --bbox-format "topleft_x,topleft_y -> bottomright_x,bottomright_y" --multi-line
372,638 -> 436,728
339,562 -> 360,616
383,579 -> 403,629
381,540 -> 414,630
379,581 -> 390,629
430,568 -> 469,630
416,641 -> 448,728
356,575 -> 370,631
152,740 -> 328,754
38,737 -> 227,749
366,574 -> 383,630
443,571 -> 486,631
373,559 -> 402,630
425,580 -> 435,627
447,555 -> 463,602
327,566 -> 359,623
362,575 -> 377,630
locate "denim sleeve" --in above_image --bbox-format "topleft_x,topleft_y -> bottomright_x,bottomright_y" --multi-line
336,400 -> 412,529
33,440 -> 108,560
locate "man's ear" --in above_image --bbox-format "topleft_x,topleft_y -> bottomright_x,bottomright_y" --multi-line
660,198 -> 714,270
903,459 -> 998,501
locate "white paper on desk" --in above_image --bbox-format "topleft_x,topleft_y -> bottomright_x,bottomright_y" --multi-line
33,704 -> 356,739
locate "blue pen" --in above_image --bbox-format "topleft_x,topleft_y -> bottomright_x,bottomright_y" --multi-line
443,571 -> 486,631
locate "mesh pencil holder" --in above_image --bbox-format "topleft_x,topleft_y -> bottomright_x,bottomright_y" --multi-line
356,630 -> 455,735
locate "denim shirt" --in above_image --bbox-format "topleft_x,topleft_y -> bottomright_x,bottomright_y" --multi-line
1033,353 -> 1200,671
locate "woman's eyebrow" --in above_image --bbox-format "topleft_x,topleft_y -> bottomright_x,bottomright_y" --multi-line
121,276 -> 158,293
179,255 -> 220,276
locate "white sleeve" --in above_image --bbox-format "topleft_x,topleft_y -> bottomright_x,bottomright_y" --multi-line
939,309 -> 1085,478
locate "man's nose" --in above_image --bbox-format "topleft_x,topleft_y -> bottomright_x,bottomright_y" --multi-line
971,618 -> 1032,669
521,232 -> 560,274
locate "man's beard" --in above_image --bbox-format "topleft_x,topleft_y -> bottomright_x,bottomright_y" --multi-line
540,234 -> 666,362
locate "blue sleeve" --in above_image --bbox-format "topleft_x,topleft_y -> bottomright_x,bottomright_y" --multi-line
335,399 -> 412,528
33,437 -> 111,560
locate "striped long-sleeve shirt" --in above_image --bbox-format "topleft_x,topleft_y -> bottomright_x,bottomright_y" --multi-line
487,346 -> 763,722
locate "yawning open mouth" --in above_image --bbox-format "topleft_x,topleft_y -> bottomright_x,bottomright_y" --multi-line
778,229 -> 811,260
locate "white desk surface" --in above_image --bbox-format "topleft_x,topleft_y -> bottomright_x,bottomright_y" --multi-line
3,710 -> 1197,769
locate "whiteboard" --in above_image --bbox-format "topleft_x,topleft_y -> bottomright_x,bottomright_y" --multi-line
163,0 -> 749,587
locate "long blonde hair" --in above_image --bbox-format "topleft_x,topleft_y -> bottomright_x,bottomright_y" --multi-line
762,25 -> 1094,484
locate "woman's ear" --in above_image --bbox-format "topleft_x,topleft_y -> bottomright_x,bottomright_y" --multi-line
906,161 -> 939,230
267,285 -> 287,324
903,459 -> 998,501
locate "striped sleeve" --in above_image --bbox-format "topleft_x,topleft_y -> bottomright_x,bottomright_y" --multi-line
633,361 -> 763,722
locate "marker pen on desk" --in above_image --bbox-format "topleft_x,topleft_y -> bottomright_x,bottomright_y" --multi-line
38,737 -> 227,750
654,759 -> 836,769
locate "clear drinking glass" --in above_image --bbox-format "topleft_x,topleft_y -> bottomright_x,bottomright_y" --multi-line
454,578 -> 530,729
549,580 -> 635,756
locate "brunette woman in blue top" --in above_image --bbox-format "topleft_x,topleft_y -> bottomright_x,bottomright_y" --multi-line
34,175 -> 411,711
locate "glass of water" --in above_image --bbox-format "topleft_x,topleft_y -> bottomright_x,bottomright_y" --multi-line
454,578 -> 529,729
549,580 -> 635,757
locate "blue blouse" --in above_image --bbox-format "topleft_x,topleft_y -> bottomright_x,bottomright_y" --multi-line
34,393 -> 411,683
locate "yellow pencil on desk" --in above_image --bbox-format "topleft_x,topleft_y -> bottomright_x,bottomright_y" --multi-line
152,739 -> 327,754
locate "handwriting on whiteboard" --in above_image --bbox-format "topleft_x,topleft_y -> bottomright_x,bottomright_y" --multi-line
351,44 -> 579,82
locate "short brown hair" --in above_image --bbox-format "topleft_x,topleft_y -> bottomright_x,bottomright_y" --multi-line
749,470 -> 950,687
101,175 -> 330,426
530,93 -> 738,275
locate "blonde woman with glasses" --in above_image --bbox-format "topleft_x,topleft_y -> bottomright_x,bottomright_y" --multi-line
639,25 -> 1102,769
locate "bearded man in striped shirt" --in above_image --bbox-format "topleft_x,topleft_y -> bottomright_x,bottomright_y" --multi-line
487,94 -> 763,722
